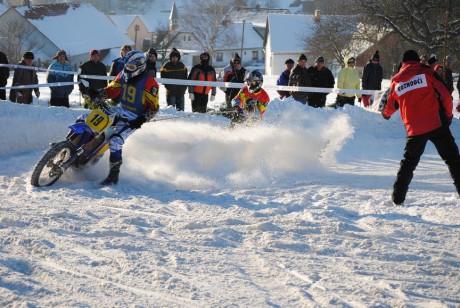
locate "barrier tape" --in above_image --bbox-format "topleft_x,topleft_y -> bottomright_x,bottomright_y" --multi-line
0,63 -> 383,96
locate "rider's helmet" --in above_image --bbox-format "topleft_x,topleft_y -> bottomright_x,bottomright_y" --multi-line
123,50 -> 147,80
245,70 -> 263,93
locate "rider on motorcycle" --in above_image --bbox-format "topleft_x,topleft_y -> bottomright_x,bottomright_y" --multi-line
230,70 -> 270,126
87,50 -> 159,185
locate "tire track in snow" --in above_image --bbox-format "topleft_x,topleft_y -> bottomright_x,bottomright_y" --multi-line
39,259 -> 200,307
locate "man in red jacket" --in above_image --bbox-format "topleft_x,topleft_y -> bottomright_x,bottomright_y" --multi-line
381,50 -> 460,205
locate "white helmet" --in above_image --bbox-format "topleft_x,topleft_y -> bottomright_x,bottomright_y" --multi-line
123,50 -> 146,80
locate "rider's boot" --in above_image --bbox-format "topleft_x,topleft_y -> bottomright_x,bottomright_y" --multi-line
100,158 -> 122,185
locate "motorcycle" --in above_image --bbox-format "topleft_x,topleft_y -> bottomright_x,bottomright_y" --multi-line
229,99 -> 260,128
30,97 -> 118,187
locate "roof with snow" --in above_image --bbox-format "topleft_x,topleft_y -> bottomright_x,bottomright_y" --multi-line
109,14 -> 136,33
15,3 -> 132,56
215,22 -> 263,50
265,13 -> 318,53
110,14 -> 166,33
226,7 -> 290,24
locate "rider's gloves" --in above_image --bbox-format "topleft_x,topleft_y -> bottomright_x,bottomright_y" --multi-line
129,116 -> 147,129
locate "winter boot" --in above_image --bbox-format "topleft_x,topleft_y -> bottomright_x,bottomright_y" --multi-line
100,158 -> 122,185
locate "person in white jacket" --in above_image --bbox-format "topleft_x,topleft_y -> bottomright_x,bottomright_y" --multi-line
334,56 -> 361,108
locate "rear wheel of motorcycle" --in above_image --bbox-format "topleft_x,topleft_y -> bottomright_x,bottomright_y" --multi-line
30,141 -> 76,187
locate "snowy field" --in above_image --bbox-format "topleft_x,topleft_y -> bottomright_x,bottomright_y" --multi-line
0,74 -> 459,307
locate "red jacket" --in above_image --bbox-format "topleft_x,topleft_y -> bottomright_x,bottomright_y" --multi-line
382,61 -> 452,136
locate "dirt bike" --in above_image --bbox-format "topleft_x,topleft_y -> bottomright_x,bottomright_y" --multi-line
229,99 -> 260,128
30,97 -> 118,187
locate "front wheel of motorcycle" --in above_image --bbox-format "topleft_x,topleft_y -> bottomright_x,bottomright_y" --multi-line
30,140 -> 76,187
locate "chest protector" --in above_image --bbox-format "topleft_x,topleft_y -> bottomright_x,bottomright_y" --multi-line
119,74 -> 149,115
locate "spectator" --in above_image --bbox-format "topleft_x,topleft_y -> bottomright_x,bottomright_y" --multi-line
288,54 -> 311,105
434,64 -> 443,78
188,51 -> 216,113
334,56 -> 360,108
0,50 -> 9,100
419,54 -> 428,66
46,50 -> 74,108
109,45 -> 132,77
224,53 -> 246,108
78,49 -> 108,102
276,58 -> 294,99
145,48 -> 157,77
428,54 -> 437,70
443,56 -> 454,94
307,56 -> 335,108
9,51 -> 39,104
381,49 -> 460,205
218,58 -> 233,97
361,50 -> 383,107
160,48 -> 188,111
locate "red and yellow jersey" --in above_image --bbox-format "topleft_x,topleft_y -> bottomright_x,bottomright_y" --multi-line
105,72 -> 159,118
232,86 -> 270,118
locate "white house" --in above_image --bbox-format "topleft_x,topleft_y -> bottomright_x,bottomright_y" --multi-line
0,3 -> 133,67
263,13 -> 319,76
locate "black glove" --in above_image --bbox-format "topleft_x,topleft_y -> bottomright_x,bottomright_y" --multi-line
87,88 -> 99,100
129,116 -> 147,129
447,116 -> 453,127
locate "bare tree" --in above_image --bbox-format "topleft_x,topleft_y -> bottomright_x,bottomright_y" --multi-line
304,15 -> 359,68
350,0 -> 460,58
181,0 -> 239,59
0,20 -> 41,63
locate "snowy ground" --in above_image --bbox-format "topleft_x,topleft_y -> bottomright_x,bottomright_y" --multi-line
1,74 -> 460,307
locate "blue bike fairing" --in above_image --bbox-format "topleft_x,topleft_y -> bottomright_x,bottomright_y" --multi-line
68,122 -> 90,134
68,122 -> 94,148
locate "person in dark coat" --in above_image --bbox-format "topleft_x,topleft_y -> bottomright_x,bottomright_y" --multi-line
443,56 -> 454,94
307,56 -> 335,108
160,48 -> 188,111
47,50 -> 74,108
9,51 -> 40,104
0,51 -> 9,100
224,53 -> 246,108
78,49 -> 108,98
288,54 -> 311,105
145,47 -> 157,77
361,50 -> 383,107
277,58 -> 294,99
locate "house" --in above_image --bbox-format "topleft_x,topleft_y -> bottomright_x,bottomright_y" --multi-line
158,4 -> 267,69
110,14 -> 165,51
0,3 -> 133,68
264,13 -> 318,76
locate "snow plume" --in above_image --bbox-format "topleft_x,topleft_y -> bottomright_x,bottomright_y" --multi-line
124,100 -> 354,190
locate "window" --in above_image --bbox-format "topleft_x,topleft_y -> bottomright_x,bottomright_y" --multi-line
215,52 -> 223,62
188,36 -> 191,41
252,51 -> 258,60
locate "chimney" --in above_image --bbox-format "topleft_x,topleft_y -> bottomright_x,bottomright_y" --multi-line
314,9 -> 321,22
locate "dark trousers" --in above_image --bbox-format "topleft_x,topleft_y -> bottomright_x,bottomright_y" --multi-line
50,96 -> 69,108
334,95 -> 355,108
166,95 -> 184,111
308,93 -> 327,108
393,125 -> 460,204
0,89 -> 6,100
191,92 -> 209,113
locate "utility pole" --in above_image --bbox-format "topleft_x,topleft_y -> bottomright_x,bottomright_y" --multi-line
240,20 -> 246,64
